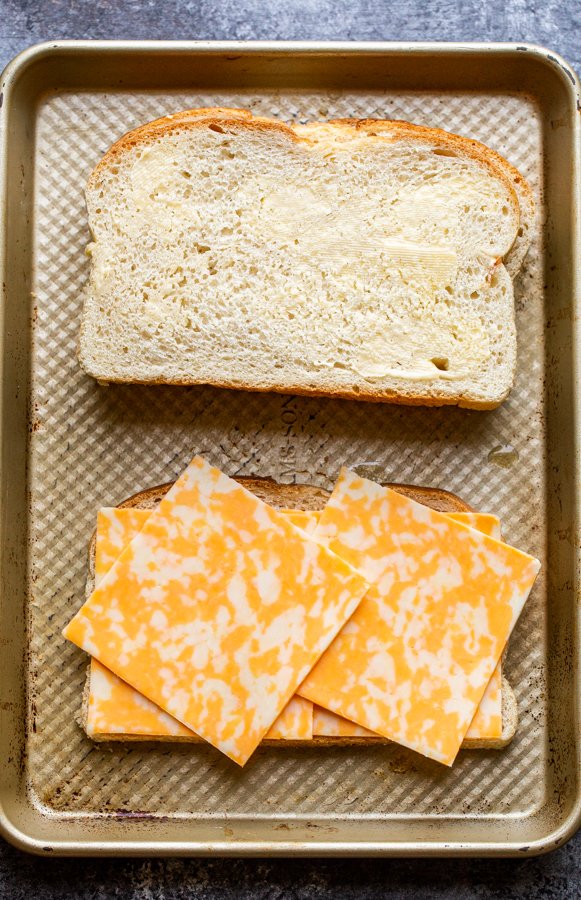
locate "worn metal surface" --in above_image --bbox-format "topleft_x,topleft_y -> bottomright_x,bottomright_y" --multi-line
0,42 -> 579,858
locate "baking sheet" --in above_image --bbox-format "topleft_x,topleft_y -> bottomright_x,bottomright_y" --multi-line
0,42 -> 579,855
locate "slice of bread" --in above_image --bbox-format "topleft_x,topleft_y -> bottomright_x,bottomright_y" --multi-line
83,477 -> 518,750
79,109 -> 533,409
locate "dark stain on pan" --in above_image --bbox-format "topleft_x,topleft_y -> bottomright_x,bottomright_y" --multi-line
114,809 -> 162,821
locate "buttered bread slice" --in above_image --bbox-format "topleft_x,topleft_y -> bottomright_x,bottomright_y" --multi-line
79,109 -> 533,408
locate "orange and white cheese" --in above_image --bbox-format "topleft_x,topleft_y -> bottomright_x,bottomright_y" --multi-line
312,511 -> 504,742
313,705 -> 376,737
87,659 -> 314,740
265,695 -> 313,740
313,663 -> 502,741
64,456 -> 369,765
86,505 -> 502,744
87,507 -> 313,742
446,512 -> 503,740
298,469 -> 540,765
87,658 -> 192,738
280,509 -> 320,536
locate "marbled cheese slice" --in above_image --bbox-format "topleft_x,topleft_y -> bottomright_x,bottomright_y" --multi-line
298,469 -> 540,765
446,512 -> 500,537
265,695 -> 313,740
64,456 -> 369,765
465,663 -> 502,739
280,509 -> 320,535
87,659 -> 313,741
448,513 -> 503,740
313,511 -> 504,741
313,671 -> 502,741
87,507 -> 313,741
87,658 -> 193,738
313,705 -> 376,737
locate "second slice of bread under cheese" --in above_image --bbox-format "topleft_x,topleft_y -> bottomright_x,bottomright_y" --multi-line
79,109 -> 533,409
83,477 -> 518,750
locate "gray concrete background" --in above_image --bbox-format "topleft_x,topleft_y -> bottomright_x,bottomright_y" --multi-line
0,1 -> 579,896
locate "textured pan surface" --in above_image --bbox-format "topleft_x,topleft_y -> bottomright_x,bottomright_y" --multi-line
29,87 -> 545,815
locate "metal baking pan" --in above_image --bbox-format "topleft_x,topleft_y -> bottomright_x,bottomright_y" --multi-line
0,40 -> 579,857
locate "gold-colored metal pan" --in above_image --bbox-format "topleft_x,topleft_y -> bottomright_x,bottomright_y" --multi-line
0,41 -> 578,856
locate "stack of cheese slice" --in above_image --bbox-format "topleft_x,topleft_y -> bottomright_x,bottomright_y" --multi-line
64,456 -> 540,767
84,507 -> 503,744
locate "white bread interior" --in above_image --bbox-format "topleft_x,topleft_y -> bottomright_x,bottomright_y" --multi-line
79,110 -> 533,409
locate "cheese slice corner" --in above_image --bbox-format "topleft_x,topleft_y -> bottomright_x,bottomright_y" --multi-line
87,657 -> 193,739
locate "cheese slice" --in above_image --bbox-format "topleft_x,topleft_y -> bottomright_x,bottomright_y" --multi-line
87,507 -> 313,742
313,705 -> 376,737
64,456 -> 369,765
87,658 -> 193,738
448,513 -> 503,740
446,512 -> 500,538
465,663 -> 502,739
313,671 -> 502,740
312,510 -> 505,742
265,695 -> 313,740
280,509 -> 320,535
291,510 -> 504,740
87,659 -> 313,741
298,469 -> 540,765
93,507 -> 150,575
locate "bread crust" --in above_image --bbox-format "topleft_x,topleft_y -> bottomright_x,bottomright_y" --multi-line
81,372 -> 509,410
89,108 -> 532,263
84,476 -> 517,749
88,108 -> 299,191
90,109 -> 523,223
